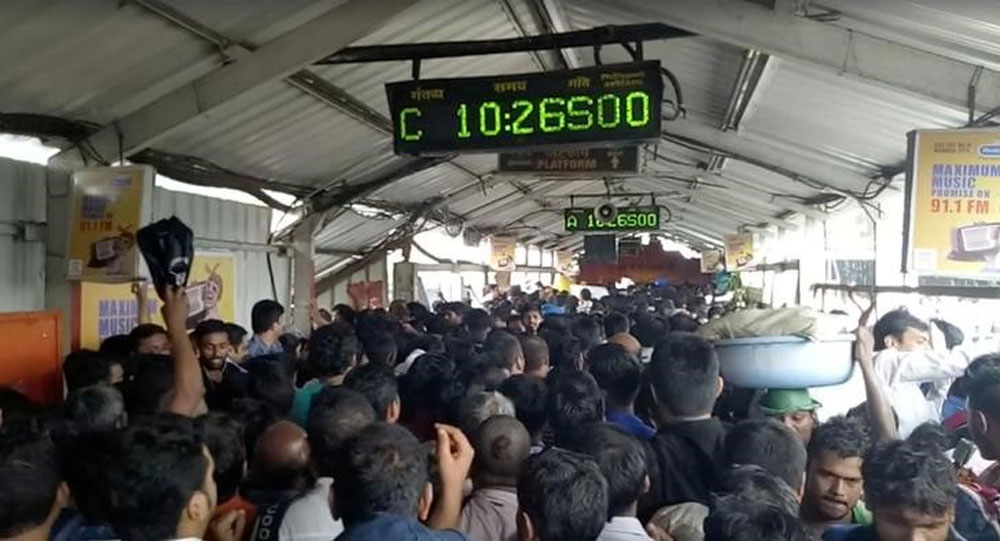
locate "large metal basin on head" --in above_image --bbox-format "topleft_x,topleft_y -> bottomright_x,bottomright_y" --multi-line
713,335 -> 856,389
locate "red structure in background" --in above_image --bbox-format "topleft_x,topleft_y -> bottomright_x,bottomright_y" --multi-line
579,242 -> 707,286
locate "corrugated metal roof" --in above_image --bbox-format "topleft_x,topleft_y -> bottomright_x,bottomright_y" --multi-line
153,188 -> 272,244
2,0 -> 996,256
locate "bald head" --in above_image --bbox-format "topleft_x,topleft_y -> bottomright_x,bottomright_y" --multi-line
472,415 -> 531,487
250,420 -> 314,492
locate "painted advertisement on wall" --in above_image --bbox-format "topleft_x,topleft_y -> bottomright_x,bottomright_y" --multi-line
67,166 -> 154,281
724,233 -> 755,271
905,129 -> 1000,274
490,236 -> 517,272
700,249 -> 723,273
76,253 -> 235,349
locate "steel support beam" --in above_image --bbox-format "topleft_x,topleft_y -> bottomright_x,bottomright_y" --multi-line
664,118 -> 876,192
316,23 -> 691,64
635,0 -> 1000,112
50,0 -> 412,168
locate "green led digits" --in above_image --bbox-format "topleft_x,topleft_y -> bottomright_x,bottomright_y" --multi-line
400,107 -> 423,141
480,102 -> 502,136
567,96 -> 594,131
451,91 -> 652,139
540,97 -> 566,133
512,100 -> 534,135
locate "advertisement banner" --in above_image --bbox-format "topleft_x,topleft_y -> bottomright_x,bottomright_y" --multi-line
556,251 -> 577,276
491,236 -> 517,272
68,166 -> 154,281
724,233 -> 755,271
77,252 -> 236,349
700,249 -> 723,273
906,129 -> 1000,274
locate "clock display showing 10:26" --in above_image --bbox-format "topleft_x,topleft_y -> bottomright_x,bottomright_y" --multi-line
398,91 -> 653,141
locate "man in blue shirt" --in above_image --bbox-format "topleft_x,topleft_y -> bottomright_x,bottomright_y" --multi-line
589,343 -> 656,440
248,300 -> 285,359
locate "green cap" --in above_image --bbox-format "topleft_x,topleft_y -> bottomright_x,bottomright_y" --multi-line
759,389 -> 822,416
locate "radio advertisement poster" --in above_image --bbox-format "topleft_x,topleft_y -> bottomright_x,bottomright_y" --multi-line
76,253 -> 235,349
491,237 -> 517,272
68,166 -> 154,282
905,129 -> 1000,274
724,233 -> 755,271
700,249 -> 723,273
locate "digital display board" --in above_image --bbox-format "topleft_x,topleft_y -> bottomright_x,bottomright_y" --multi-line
386,61 -> 663,155
564,207 -> 660,232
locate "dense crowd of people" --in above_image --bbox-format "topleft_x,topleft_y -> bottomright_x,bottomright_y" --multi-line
1,282 -> 999,541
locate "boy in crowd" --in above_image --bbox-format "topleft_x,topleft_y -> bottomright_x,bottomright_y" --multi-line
704,500 -> 814,541
604,313 -> 641,358
290,325 -> 360,427
826,435 -> 958,541
226,323 -> 249,363
516,448 -> 608,541
284,387 -> 377,541
130,323 -> 170,355
460,416 -> 531,541
568,423 -> 653,541
105,414 -> 245,541
725,419 -> 808,499
759,389 -> 822,445
588,344 -> 655,440
333,423 -> 473,541
249,300 -> 285,358
801,417 -> 873,533
0,426 -> 68,541
547,370 -> 604,447
345,362 -> 402,423
641,333 -> 728,516
872,309 -> 974,438
522,306 -> 543,337
520,336 -> 550,379
485,332 -> 525,376
195,319 -> 248,411
499,375 -> 549,454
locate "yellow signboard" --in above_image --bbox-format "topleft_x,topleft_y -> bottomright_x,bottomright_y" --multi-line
906,129 -> 1000,274
491,236 -> 516,272
68,166 -> 154,281
724,233 -> 755,271
77,253 -> 236,349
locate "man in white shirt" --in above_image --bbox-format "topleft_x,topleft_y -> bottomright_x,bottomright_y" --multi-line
872,310 -> 973,438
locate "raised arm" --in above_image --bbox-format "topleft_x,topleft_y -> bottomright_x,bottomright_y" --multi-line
162,286 -> 205,416
855,326 -> 898,442
133,281 -> 150,324
426,423 -> 474,531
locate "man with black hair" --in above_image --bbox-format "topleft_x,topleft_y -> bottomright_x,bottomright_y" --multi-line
65,384 -> 127,433
400,353 -> 457,442
547,370 -> 604,447
588,344 -> 655,440
641,333 -> 727,516
521,306 -> 543,337
345,362 -> 401,423
572,316 -> 603,353
872,309 -> 975,437
567,423 -> 652,541
716,464 -> 801,516
460,416 -> 531,541
725,419 -> 808,499
98,335 -> 131,384
485,331 -> 526,376
604,313 -> 640,358
130,323 -> 170,355
197,413 -> 257,534
827,436 -> 958,541
284,387 -> 377,541
801,417 -> 873,532
63,350 -> 113,392
0,426 -> 68,541
247,357 -> 295,416
499,375 -> 548,453
105,414 -> 237,541
704,499 -> 814,541
226,323 -> 249,363
467,309 -> 493,349
520,336 -> 549,379
249,300 -> 285,358
290,324 -> 361,427
334,423 -> 473,540
195,319 -> 248,411
966,356 -> 1000,462
362,330 -> 398,367
516,447 -> 608,541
